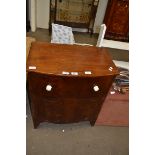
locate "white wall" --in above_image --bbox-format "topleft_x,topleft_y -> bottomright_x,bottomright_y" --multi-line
30,0 -> 108,32
36,0 -> 50,29
30,0 -> 37,32
93,0 -> 108,33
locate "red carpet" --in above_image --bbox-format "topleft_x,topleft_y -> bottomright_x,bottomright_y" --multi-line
96,89 -> 129,126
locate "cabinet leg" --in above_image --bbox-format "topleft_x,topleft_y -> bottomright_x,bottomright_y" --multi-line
49,24 -> 52,36
90,120 -> 96,126
33,120 -> 40,129
90,28 -> 93,37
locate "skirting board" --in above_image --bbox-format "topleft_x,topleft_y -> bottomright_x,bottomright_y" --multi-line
103,39 -> 129,50
72,28 -> 88,32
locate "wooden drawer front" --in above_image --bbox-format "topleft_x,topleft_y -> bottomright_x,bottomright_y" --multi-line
29,97 -> 68,124
31,97 -> 104,124
76,98 -> 104,121
39,98 -> 82,124
28,72 -> 63,98
60,76 -> 114,98
28,72 -> 114,98
43,98 -> 64,123
104,0 -> 129,42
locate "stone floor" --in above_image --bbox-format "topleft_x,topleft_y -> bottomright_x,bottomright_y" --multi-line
26,95 -> 128,155
26,28 -> 129,155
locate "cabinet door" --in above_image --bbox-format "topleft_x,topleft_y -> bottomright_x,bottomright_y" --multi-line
104,0 -> 129,42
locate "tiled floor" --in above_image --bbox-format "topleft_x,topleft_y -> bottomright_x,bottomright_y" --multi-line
26,28 -> 129,155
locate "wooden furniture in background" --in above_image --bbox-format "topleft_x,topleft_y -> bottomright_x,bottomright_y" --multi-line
26,0 -> 30,32
103,0 -> 129,42
49,0 -> 99,34
26,42 -> 118,128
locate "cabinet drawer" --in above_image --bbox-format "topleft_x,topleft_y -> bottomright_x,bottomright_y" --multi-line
60,76 -> 114,98
29,96 -> 63,122
28,72 -> 63,98
76,98 -> 104,120
43,98 -> 64,123
28,72 -> 114,98
32,97 -> 104,124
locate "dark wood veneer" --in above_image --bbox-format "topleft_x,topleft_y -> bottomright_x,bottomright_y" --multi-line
104,0 -> 129,42
27,42 -> 118,128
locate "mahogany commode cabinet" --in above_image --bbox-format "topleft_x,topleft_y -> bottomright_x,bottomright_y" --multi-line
26,42 -> 118,128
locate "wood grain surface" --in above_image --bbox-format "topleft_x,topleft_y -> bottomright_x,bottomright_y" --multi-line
27,41 -> 119,128
27,42 -> 118,77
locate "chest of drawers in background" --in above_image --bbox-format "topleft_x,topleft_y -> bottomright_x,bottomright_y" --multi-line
104,0 -> 129,42
26,42 -> 118,128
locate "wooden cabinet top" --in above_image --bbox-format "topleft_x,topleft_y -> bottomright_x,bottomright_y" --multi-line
26,42 -> 118,77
